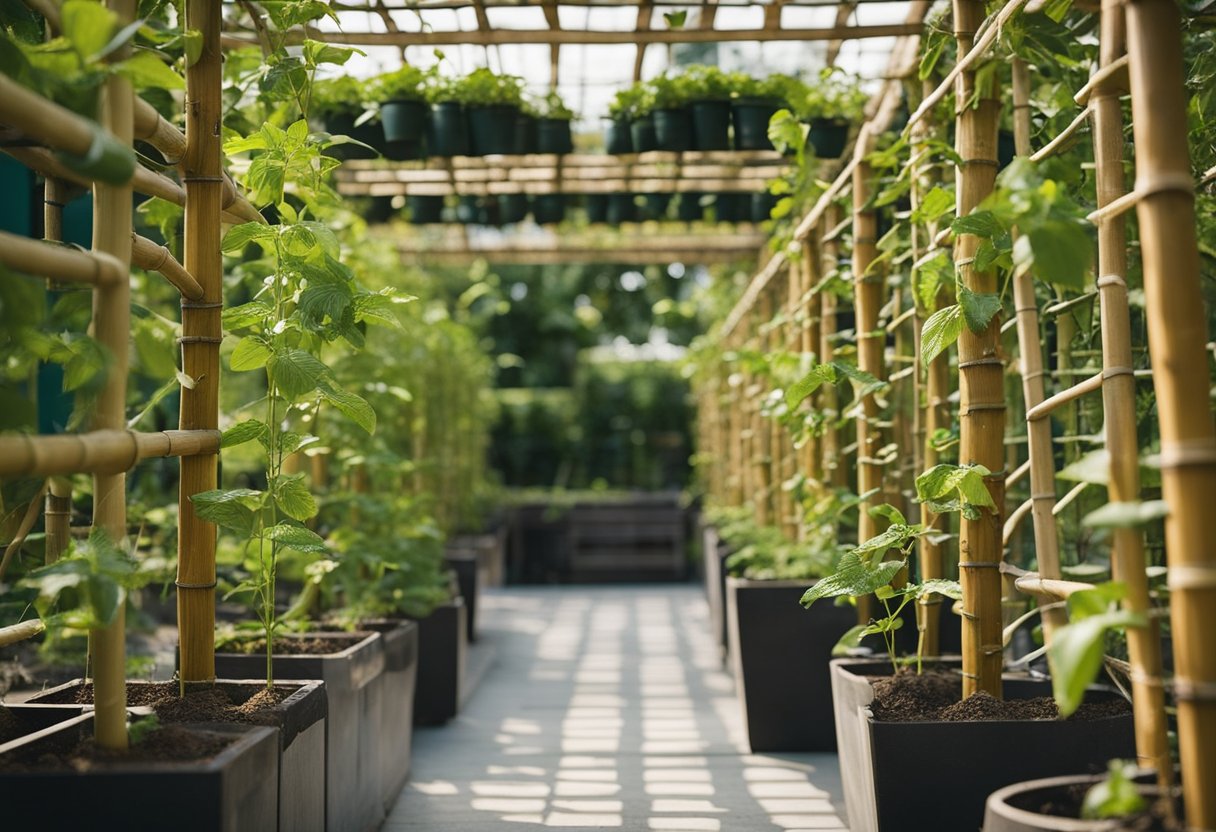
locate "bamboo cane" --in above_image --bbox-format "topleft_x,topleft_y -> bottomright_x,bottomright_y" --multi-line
88,0 -> 135,751
954,0 -> 1004,699
754,290 -> 773,526
801,240 -> 823,530
0,75 -> 131,178
177,0 -> 223,684
0,429 -> 220,477
820,210 -> 843,491
1010,59 -> 1068,644
44,478 -> 71,564
1125,4 -> 1216,825
0,619 -> 46,648
1091,0 -> 1169,779
130,232 -> 203,299
0,230 -> 126,288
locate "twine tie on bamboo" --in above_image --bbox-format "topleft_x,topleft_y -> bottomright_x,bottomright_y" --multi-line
1158,437 -> 1216,470
1166,564 -> 1216,591
1173,679 -> 1216,704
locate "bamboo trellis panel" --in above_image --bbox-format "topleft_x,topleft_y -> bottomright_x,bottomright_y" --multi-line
389,228 -> 767,264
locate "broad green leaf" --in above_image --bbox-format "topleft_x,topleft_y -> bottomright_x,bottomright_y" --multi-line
221,419 -> 268,448
917,579 -> 962,601
832,624 -> 872,656
921,304 -> 963,367
190,488 -> 263,533
1048,610 -> 1144,716
785,364 -> 837,408
1082,500 -> 1169,529
1058,449 -> 1110,485
1082,761 -> 1148,820
1027,221 -> 1091,288
952,210 -> 1002,239
912,186 -> 954,223
266,523 -> 328,553
230,337 -> 271,372
62,0 -> 115,60
298,276 -> 353,325
117,51 -> 185,91
221,300 -> 270,331
268,348 -> 327,400
319,381 -> 376,434
272,474 -> 318,521
851,524 -> 924,558
959,286 -> 1002,333
800,552 -> 908,607
868,503 -> 906,526
221,222 -> 276,252
1066,581 -> 1127,621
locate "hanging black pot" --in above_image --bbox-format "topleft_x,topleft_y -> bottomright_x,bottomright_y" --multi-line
714,192 -> 743,223
513,112 -> 539,155
381,99 -> 429,144
456,195 -> 483,224
467,104 -> 519,156
537,118 -> 574,154
607,193 -> 636,225
321,111 -> 380,160
585,194 -> 609,223
408,195 -> 445,224
732,98 -> 782,151
691,100 -> 732,151
531,194 -> 566,224
638,192 -> 672,221
364,196 -> 397,224
605,117 -> 633,154
384,140 -> 425,161
806,117 -> 850,158
999,130 -> 1017,168
428,101 -> 468,157
498,193 -> 529,224
677,191 -> 705,222
630,113 -> 657,153
653,107 -> 693,152
749,192 -> 778,223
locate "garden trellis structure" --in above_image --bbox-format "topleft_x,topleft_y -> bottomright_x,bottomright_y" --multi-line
1,1 -> 1215,829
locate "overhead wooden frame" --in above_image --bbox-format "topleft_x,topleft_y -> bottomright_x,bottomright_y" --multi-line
334,150 -> 790,197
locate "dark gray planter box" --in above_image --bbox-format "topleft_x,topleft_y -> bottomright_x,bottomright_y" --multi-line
830,657 -> 1137,832
26,678 -> 327,832
361,620 -> 419,811
725,576 -> 858,751
408,598 -> 468,725
216,632 -> 384,832
701,524 -> 731,663
445,551 -> 479,641
0,712 -> 278,831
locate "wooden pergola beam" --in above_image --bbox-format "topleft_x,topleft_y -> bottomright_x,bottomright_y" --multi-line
331,0 -> 903,8
225,22 -> 920,47
391,230 -> 764,265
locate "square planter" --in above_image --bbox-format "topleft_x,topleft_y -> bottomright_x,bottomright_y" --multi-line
0,703 -> 91,745
408,598 -> 468,726
360,619 -> 419,811
26,678 -> 327,832
830,657 -> 1137,832
216,632 -> 385,832
725,576 -> 858,751
445,551 -> 479,641
0,712 -> 279,831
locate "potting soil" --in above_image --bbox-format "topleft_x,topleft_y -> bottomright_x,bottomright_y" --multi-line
870,670 -> 1132,722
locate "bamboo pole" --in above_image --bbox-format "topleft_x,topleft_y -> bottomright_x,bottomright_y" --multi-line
1125,4 -> 1216,825
1010,58 -> 1067,643
0,429 -> 220,477
953,0 -> 1004,699
820,211 -> 843,491
44,478 -> 71,564
1091,0 -> 1169,779
754,291 -> 773,526
801,240 -> 823,527
88,0 -> 135,751
130,232 -> 204,299
177,0 -> 223,684
0,75 -> 131,177
0,230 -> 126,287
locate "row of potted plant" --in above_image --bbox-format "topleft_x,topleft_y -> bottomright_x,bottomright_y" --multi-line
605,65 -> 865,156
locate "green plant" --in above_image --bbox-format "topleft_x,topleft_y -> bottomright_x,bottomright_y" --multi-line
537,90 -> 575,120
648,73 -> 691,110
309,76 -> 367,117
451,67 -> 525,107
683,65 -> 735,102
792,67 -> 867,122
607,82 -> 653,119
1082,760 -> 1148,820
371,64 -> 432,103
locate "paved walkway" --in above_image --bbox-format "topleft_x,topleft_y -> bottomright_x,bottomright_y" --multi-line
384,585 -> 847,831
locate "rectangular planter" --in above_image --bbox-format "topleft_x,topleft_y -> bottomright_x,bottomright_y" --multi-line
216,632 -> 385,832
361,619 -> 419,811
26,678 -> 327,832
408,598 -> 468,726
444,551 -> 479,641
701,524 -> 731,663
0,713 -> 279,830
726,576 -> 858,751
830,656 -> 1137,832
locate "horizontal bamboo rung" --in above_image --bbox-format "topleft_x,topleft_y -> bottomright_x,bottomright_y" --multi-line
131,232 -> 203,298
0,619 -> 45,648
1025,371 -> 1103,421
0,429 -> 221,477
1006,458 -> 1031,486
1074,55 -> 1130,105
0,76 -> 130,179
1012,572 -> 1095,600
1030,105 -> 1092,163
0,230 -> 125,287
1052,481 -> 1090,516
1003,496 -> 1033,545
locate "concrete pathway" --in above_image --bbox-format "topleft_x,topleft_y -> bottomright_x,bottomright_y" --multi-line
384,585 -> 847,831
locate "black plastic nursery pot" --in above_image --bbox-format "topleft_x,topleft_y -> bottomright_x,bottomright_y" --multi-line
532,193 -> 567,225
497,193 -> 529,225
713,192 -> 744,223
725,576 -> 859,751
408,194 -> 445,224
0,712 -> 279,831
691,100 -> 732,151
383,138 -> 425,162
830,657 -> 1137,832
359,620 -> 419,812
381,98 -> 429,144
607,193 -> 636,225
999,129 -> 1017,168
320,112 -> 380,160
983,772 -> 1174,832
732,98 -> 781,151
585,194 -> 609,223
653,107 -> 693,152
806,117 -> 850,158
630,113 -> 658,153
428,101 -> 468,157
537,118 -> 574,154
445,550 -> 480,641
456,195 -> 484,225
605,117 -> 633,154
638,192 -> 672,222
677,191 -> 705,222
407,597 -> 469,726
750,191 -> 778,223
26,679 -> 328,832
513,112 -> 539,155
215,632 -> 385,832
467,104 -> 519,156
363,196 -> 397,224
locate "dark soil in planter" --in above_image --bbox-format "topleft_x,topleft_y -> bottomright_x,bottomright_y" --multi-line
224,634 -> 365,655
0,706 -> 18,743
0,722 -> 234,772
870,670 -> 1133,722
986,773 -> 1181,832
